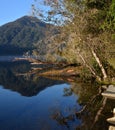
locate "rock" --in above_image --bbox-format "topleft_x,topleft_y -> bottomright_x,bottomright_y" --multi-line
101,92 -> 115,99
101,85 -> 115,99
107,117 -> 115,125
107,85 -> 115,92
109,126 -> 115,130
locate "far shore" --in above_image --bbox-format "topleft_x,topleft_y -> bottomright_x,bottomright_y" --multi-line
0,55 -> 23,62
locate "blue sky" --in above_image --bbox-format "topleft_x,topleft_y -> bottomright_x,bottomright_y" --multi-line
0,0 -> 33,26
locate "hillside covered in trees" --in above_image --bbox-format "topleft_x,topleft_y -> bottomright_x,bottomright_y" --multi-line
0,16 -> 59,55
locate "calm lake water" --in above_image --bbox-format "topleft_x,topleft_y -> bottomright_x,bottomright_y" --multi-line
0,58 -> 115,130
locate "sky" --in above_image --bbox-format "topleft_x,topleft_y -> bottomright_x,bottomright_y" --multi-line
0,0 -> 66,26
0,0 -> 34,26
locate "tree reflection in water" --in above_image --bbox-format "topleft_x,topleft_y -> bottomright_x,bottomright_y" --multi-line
0,61 -> 115,130
50,80 -> 115,130
0,61 -> 64,96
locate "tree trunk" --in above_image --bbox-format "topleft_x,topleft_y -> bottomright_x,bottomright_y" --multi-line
77,51 -> 101,81
91,48 -> 108,81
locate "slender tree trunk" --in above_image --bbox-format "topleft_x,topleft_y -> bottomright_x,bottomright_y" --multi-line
91,48 -> 108,81
77,51 -> 101,81
91,97 -> 107,128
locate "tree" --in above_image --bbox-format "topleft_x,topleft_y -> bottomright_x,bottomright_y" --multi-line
33,0 -> 115,82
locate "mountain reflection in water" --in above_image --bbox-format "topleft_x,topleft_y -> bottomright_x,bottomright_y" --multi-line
0,61 -> 115,130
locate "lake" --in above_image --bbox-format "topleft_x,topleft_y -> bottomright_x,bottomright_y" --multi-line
0,59 -> 114,130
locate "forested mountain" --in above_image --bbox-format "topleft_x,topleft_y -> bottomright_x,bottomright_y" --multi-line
0,16 -> 58,55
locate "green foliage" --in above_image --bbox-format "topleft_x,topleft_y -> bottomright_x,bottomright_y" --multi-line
80,67 -> 92,81
102,0 -> 115,31
86,0 -> 111,9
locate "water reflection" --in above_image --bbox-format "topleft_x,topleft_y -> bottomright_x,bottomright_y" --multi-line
71,82 -> 115,130
0,83 -> 81,130
0,61 -> 115,130
0,62 -> 64,97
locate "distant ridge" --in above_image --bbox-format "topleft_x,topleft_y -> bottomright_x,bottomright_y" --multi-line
0,16 -> 56,55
